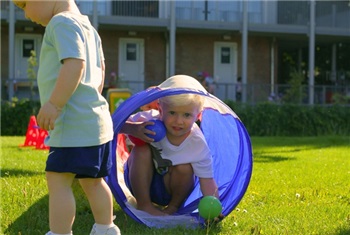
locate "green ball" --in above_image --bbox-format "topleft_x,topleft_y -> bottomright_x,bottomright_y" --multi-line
198,196 -> 222,219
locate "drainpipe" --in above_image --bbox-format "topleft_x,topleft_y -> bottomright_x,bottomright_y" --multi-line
8,2 -> 15,100
270,38 -> 275,94
331,43 -> 337,82
308,0 -> 315,105
92,0 -> 98,30
204,0 -> 208,21
169,1 -> 176,76
298,48 -> 302,72
165,33 -> 169,78
241,0 -> 248,103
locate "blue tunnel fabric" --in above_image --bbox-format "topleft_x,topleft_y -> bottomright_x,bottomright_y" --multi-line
105,76 -> 253,228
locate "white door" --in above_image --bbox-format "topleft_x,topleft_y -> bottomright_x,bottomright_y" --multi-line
15,34 -> 42,79
118,38 -> 145,93
214,42 -> 237,100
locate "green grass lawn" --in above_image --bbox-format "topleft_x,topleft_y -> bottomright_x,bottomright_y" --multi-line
1,136 -> 349,235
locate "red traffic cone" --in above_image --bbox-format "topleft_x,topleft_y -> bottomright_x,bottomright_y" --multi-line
20,115 -> 39,147
117,134 -> 130,162
36,128 -> 49,150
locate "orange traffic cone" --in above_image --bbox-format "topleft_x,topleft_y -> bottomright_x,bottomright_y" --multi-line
117,134 -> 129,162
36,128 -> 49,150
20,115 -> 39,147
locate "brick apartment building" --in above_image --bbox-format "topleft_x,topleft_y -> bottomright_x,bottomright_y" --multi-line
1,0 -> 349,104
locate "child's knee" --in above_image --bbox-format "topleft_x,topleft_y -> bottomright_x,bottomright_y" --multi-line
131,144 -> 152,157
127,144 -> 153,169
128,145 -> 152,163
172,164 -> 193,176
79,178 -> 103,191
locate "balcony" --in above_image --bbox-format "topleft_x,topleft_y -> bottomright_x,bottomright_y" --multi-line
4,77 -> 349,106
2,1 -> 349,35
76,1 -> 349,31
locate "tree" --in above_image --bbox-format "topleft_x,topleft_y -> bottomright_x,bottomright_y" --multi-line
27,50 -> 38,100
282,69 -> 306,104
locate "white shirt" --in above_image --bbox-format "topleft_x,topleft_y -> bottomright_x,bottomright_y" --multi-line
128,110 -> 214,178
39,12 -> 112,147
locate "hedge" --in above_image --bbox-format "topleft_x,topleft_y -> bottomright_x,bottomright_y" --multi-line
1,98 -> 41,136
226,101 -> 350,136
1,99 -> 349,136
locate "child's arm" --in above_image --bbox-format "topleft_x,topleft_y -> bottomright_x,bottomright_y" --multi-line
98,59 -> 105,94
199,178 -> 219,198
120,121 -> 156,142
37,58 -> 84,130
50,58 -> 85,107
199,177 -> 225,222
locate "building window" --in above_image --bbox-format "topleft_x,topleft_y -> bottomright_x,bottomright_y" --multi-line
221,47 -> 231,64
126,43 -> 137,61
112,1 -> 158,18
23,39 -> 34,57
277,1 -> 309,25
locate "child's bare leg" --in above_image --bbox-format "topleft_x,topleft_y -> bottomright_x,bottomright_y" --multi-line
163,164 -> 194,215
46,172 -> 76,234
128,144 -> 166,216
79,178 -> 114,225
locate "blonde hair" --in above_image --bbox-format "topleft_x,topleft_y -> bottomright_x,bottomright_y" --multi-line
13,1 -> 26,9
140,86 -> 159,111
159,93 -> 204,112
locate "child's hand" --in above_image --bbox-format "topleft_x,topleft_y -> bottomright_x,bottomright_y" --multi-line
132,121 -> 157,142
37,101 -> 62,131
204,213 -> 225,226
214,213 -> 225,222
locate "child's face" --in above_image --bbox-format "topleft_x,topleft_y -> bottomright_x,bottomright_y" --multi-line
140,100 -> 158,111
13,1 -> 53,26
159,102 -> 200,140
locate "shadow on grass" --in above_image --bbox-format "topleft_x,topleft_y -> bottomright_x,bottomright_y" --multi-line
4,193 -> 97,234
5,195 -> 49,235
267,146 -> 321,153
253,155 -> 296,163
252,142 -> 348,160
0,168 -> 44,177
251,136 -> 350,149
4,181 -> 129,235
337,227 -> 350,235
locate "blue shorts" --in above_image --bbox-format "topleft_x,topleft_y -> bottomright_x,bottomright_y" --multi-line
46,141 -> 112,178
124,162 -> 171,206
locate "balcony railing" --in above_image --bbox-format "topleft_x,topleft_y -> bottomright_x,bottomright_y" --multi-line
2,1 -> 349,29
73,0 -> 350,29
108,82 -> 350,106
5,78 -> 349,106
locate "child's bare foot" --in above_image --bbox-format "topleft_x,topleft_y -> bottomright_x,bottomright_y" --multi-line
138,204 -> 168,216
162,205 -> 178,215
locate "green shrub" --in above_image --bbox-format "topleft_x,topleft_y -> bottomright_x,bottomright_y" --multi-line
2,98 -> 349,136
1,98 -> 41,136
282,69 -> 307,104
27,50 -> 38,100
226,101 -> 350,136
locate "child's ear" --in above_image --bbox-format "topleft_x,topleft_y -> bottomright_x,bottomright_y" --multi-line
196,112 -> 203,121
158,105 -> 163,118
